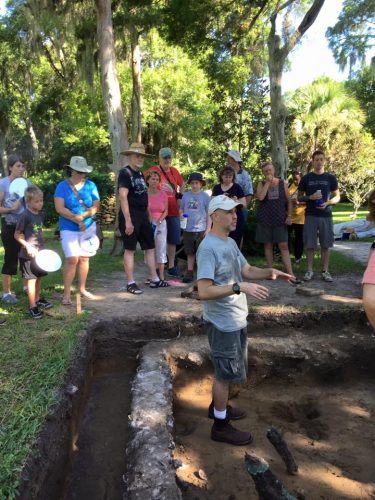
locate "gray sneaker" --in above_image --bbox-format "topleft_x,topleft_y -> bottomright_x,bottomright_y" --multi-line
304,271 -> 314,281
2,293 -> 18,304
322,270 -> 333,282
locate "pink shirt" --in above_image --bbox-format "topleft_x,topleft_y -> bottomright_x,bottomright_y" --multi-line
148,190 -> 168,220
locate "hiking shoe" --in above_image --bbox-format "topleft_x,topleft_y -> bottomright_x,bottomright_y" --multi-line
182,271 -> 194,283
29,307 -> 43,319
211,420 -> 253,446
208,402 -> 246,421
304,271 -> 314,281
36,298 -> 53,309
322,270 -> 333,282
2,293 -> 18,304
167,266 -> 181,278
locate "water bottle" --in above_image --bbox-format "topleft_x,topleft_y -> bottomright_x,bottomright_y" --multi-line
180,213 -> 189,229
315,190 -> 324,207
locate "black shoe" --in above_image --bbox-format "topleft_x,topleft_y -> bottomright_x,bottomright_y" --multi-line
0,317 -> 6,326
29,307 -> 43,319
182,271 -> 194,283
211,419 -> 253,446
208,402 -> 246,420
36,298 -> 53,309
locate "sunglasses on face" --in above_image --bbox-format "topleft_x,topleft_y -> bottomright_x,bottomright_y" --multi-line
162,156 -> 172,160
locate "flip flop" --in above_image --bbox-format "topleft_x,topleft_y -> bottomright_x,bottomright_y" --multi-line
62,298 -> 72,306
79,290 -> 97,300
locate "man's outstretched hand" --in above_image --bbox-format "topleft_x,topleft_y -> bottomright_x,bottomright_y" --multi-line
239,282 -> 269,300
269,269 -> 296,283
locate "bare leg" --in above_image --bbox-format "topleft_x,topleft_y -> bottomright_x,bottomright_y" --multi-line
63,257 -> 78,301
27,278 -> 37,308
278,242 -> 294,275
187,254 -> 195,272
78,256 -> 90,294
35,277 -> 42,303
264,242 -> 273,268
124,249 -> 135,283
158,263 -> 165,281
212,378 -> 229,412
321,247 -> 330,271
305,248 -> 315,272
167,243 -> 176,269
2,274 -> 11,295
363,284 -> 375,329
144,249 -> 158,281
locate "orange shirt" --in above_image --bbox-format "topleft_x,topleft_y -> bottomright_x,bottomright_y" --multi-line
288,184 -> 305,225
144,165 -> 184,216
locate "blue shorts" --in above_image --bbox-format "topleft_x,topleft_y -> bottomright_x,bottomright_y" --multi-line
166,216 -> 181,245
204,321 -> 248,384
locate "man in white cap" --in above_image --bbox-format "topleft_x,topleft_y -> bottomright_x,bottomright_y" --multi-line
197,194 -> 292,445
118,142 -> 169,294
227,149 -> 253,221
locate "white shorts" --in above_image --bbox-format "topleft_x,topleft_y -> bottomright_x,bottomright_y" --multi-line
60,222 -> 97,258
153,219 -> 167,264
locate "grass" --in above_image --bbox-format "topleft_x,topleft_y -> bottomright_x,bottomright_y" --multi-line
0,228 -> 121,499
332,202 -> 367,224
0,209 -> 367,497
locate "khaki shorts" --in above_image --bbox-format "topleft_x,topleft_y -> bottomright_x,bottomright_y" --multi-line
204,321 -> 248,384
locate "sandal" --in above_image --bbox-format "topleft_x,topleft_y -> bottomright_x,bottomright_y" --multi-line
62,298 -> 72,306
127,283 -> 143,295
144,278 -> 152,285
149,279 -> 170,288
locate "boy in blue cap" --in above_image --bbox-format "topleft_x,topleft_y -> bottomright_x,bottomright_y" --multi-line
180,172 -> 210,283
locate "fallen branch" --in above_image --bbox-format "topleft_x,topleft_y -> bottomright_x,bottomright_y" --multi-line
244,452 -> 297,500
267,427 -> 299,475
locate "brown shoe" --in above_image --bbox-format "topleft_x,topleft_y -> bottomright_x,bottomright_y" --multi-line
208,402 -> 246,420
211,419 -> 253,446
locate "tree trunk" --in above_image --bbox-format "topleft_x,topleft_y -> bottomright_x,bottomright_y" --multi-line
267,0 -> 325,179
95,0 -> 129,255
27,119 -> 39,172
267,38 -> 288,178
130,24 -> 142,143
0,133 -> 7,177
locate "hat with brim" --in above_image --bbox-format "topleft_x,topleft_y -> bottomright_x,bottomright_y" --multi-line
67,156 -> 93,173
187,172 -> 206,186
208,194 -> 242,215
227,150 -> 242,163
121,142 -> 151,157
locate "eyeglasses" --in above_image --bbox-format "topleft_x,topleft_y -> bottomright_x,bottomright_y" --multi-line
162,156 -> 172,160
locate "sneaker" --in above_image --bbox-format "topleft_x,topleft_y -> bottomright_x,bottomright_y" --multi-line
208,402 -> 246,421
29,307 -> 43,319
0,318 -> 6,326
211,419 -> 253,446
322,270 -> 333,282
36,298 -> 53,309
167,266 -> 181,278
2,293 -> 18,304
182,271 -> 194,283
304,271 -> 314,281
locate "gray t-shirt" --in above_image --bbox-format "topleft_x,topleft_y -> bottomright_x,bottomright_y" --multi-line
197,233 -> 248,331
180,191 -> 210,232
0,176 -> 31,224
16,209 -> 45,260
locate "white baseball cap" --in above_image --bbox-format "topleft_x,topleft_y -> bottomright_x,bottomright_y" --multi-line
208,194 -> 242,215
227,150 -> 242,163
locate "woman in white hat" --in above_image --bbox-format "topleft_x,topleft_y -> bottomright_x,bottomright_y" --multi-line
54,156 -> 100,305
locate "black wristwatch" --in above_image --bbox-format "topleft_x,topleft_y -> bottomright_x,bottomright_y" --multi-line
232,282 -> 241,295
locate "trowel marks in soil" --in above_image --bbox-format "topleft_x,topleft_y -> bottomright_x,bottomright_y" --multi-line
172,329 -> 375,499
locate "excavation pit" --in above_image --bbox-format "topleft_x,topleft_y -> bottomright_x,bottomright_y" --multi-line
17,312 -> 375,500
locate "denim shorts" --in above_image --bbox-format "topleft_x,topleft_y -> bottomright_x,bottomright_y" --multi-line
204,321 -> 248,383
166,216 -> 181,245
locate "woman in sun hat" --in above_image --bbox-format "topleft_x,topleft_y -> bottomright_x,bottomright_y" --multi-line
54,156 -> 100,305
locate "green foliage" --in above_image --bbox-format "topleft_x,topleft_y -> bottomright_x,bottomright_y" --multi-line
346,65 -> 375,137
326,0 -> 375,75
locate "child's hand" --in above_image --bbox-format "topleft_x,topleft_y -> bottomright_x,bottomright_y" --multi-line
26,244 -> 37,258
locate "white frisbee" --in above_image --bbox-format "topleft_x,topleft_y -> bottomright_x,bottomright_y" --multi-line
80,234 -> 100,255
9,178 -> 28,198
35,249 -> 62,272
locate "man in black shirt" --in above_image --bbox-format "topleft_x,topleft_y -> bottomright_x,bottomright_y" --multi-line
118,143 -> 169,294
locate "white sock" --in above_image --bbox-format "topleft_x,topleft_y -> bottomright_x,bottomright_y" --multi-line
127,281 -> 136,285
151,277 -> 160,282
214,407 -> 227,420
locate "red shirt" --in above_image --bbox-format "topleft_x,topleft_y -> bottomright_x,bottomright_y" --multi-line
144,165 -> 184,216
